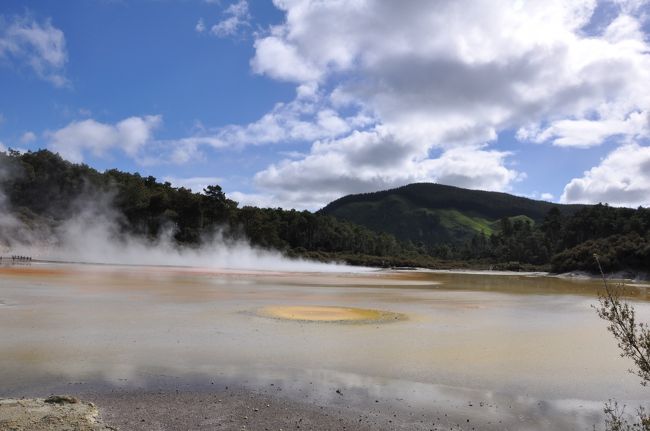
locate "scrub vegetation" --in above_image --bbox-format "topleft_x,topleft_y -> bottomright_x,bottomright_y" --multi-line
595,256 -> 650,430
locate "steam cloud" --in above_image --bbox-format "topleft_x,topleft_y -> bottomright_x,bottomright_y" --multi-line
0,160 -> 353,273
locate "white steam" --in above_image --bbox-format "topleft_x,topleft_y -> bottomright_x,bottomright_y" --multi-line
48,205 -> 345,272
0,164 -> 48,253
0,166 -> 358,273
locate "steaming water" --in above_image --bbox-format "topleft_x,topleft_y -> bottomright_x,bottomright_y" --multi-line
1,263 -> 650,429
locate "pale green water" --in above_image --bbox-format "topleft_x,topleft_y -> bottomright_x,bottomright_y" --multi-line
1,263 -> 649,429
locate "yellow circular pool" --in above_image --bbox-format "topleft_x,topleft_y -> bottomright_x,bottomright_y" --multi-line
256,305 -> 406,323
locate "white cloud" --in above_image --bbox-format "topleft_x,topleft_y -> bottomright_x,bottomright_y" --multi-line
195,18 -> 206,33
119,0 -> 650,209
215,101 -> 354,146
522,191 -> 557,201
166,140 -> 203,165
167,95 -> 365,162
561,143 -> 650,207
516,14 -> 650,147
228,191 -> 279,209
609,0 -> 650,13
47,116 -> 162,163
0,15 -> 68,87
210,0 -> 250,38
541,193 -> 555,201
250,128 -> 521,210
0,142 -> 6,152
230,0 -> 650,208
163,176 -> 222,193
251,36 -> 321,82
20,131 -> 36,144
226,0 -> 248,16
523,111 -> 650,148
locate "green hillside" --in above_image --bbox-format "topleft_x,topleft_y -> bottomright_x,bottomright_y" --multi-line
319,183 -> 581,248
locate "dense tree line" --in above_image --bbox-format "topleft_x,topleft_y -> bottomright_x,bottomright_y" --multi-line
448,205 -> 650,273
1,149 -> 648,273
0,149 -> 416,264
325,181 -> 649,274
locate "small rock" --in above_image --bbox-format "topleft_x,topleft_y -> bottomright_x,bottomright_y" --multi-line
44,395 -> 79,405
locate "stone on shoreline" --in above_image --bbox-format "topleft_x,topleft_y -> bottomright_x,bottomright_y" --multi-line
0,397 -> 114,431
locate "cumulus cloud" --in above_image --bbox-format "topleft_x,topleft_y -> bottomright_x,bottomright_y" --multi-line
0,15 -> 68,86
516,14 -> 650,146
561,143 -> 650,207
166,95 -> 369,164
541,193 -> 555,201
248,128 -> 521,209
195,18 -> 206,33
610,0 -> 650,13
228,191 -> 278,209
251,36 -> 321,82
221,0 -> 650,208
20,131 -> 36,144
255,0 -> 650,144
47,115 -> 162,163
214,100 -> 355,146
162,176 -> 222,193
36,1 -> 648,209
518,111 -> 650,148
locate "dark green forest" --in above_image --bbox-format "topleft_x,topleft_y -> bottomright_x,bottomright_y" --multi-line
0,149 -> 421,266
320,183 -> 585,245
1,149 -> 648,274
321,184 -> 650,274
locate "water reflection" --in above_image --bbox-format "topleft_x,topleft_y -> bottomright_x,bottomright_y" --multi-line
1,263 -> 649,429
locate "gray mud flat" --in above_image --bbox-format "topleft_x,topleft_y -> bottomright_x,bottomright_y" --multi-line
0,397 -> 114,431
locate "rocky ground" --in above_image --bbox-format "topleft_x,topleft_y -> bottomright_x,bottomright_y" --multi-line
0,396 -> 115,431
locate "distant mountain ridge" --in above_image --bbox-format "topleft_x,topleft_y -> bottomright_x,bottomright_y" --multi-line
319,183 -> 585,247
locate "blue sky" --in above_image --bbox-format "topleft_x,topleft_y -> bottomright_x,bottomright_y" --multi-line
1,0 -> 649,209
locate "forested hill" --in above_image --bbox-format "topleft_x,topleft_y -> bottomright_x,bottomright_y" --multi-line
320,183 -> 584,246
320,183 -> 650,275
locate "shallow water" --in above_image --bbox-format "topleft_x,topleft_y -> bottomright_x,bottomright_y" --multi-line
1,263 -> 649,428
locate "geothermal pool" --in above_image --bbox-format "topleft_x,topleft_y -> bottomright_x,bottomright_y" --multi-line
1,263 -> 649,429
